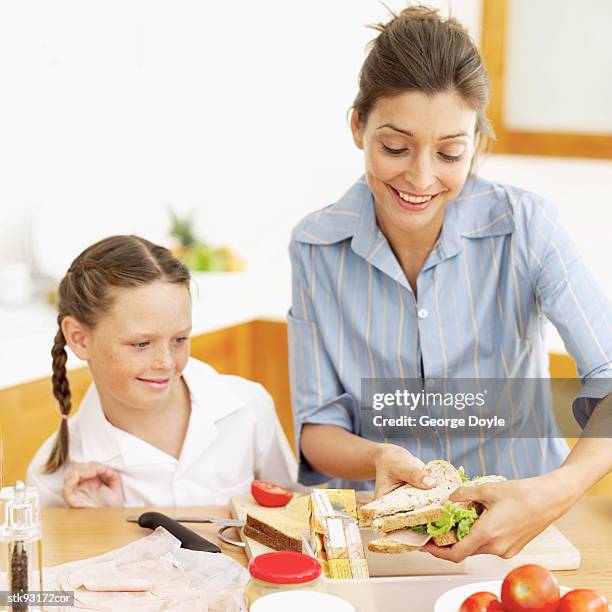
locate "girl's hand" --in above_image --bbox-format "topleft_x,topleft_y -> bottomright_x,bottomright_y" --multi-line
63,462 -> 125,508
373,443 -> 436,498
422,470 -> 577,562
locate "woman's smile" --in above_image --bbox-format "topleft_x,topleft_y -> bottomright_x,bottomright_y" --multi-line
388,184 -> 443,212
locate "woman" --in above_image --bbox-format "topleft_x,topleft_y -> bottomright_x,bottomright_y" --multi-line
288,6 -> 611,561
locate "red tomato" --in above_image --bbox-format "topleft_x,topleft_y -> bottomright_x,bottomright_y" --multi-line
459,591 -> 504,611
557,589 -> 609,612
251,480 -> 293,507
501,564 -> 560,612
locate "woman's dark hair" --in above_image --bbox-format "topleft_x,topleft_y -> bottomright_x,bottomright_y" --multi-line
44,235 -> 191,474
352,5 -> 494,170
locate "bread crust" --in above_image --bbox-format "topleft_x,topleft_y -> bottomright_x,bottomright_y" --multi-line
243,523 -> 302,552
431,530 -> 459,547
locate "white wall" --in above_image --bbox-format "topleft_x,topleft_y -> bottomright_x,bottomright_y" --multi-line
0,1 -> 609,298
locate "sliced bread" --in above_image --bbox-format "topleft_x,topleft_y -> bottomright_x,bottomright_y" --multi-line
432,530 -> 459,547
243,523 -> 302,552
372,502 -> 446,532
359,460 -> 462,527
244,495 -> 309,553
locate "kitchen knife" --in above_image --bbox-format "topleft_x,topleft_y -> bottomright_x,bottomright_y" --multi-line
135,511 -> 221,553
126,514 -> 244,527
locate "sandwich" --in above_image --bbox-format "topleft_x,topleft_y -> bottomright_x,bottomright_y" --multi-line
358,460 -> 505,553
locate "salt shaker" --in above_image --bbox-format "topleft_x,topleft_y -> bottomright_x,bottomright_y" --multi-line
1,481 -> 43,611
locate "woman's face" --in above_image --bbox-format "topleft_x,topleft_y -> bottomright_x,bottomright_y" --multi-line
351,89 -> 477,238
82,281 -> 192,413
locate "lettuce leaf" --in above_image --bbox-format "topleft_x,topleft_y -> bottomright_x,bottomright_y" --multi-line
410,524 -> 428,535
426,502 -> 478,540
458,465 -> 481,482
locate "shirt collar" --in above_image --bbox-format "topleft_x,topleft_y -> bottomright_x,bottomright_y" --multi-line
175,359 -> 247,472
292,175 -> 516,282
73,359 -> 246,469
350,187 -> 409,287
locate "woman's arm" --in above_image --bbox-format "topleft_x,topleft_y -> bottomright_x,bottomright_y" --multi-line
301,424 -> 434,497
558,396 -> 612,492
288,240 -> 435,495
425,396 -> 611,564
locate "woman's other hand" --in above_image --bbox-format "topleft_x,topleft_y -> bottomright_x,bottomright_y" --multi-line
63,462 -> 125,508
422,470 -> 578,562
373,443 -> 436,498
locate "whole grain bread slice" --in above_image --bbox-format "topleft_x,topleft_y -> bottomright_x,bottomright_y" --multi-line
243,523 -> 302,552
371,502 -> 445,532
244,495 -> 309,553
359,460 -> 462,527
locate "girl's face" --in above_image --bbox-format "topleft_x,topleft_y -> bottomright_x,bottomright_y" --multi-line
84,281 -> 192,412
351,89 -> 477,238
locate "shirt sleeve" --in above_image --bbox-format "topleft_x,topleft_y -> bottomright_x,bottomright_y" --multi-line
528,196 -> 612,427
288,240 -> 358,485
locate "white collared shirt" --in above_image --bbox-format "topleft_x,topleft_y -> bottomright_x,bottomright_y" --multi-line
27,358 -> 297,507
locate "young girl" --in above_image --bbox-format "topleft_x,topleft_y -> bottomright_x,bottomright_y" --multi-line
28,235 -> 296,507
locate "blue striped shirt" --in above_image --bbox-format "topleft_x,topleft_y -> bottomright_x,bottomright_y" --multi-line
288,175 -> 612,487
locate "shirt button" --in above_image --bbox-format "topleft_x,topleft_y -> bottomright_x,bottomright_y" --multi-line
417,308 -> 428,319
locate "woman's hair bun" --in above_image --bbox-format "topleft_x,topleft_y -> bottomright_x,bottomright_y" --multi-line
370,5 -> 469,37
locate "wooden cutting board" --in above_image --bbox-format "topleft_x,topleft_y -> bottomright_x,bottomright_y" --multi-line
230,495 -> 580,573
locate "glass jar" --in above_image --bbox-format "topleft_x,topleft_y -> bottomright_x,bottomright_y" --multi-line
250,590 -> 356,611
244,551 -> 321,608
0,481 -> 44,610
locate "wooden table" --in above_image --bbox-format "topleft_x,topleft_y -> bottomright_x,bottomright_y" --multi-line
41,498 -> 612,601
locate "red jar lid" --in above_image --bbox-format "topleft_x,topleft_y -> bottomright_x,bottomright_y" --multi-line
248,552 -> 321,584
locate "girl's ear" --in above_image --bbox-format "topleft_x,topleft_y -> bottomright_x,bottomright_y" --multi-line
61,315 -> 91,360
350,110 -> 364,150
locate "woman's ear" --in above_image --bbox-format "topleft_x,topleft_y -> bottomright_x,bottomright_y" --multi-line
350,110 -> 364,150
61,315 -> 91,360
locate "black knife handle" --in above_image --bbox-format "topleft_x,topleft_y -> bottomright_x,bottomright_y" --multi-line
137,511 -> 221,553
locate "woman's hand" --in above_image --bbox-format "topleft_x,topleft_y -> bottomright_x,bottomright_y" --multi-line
63,462 -> 125,508
373,443 -> 436,498
422,469 -> 578,563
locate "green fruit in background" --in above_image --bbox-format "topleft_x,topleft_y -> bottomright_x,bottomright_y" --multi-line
183,243 -> 228,271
